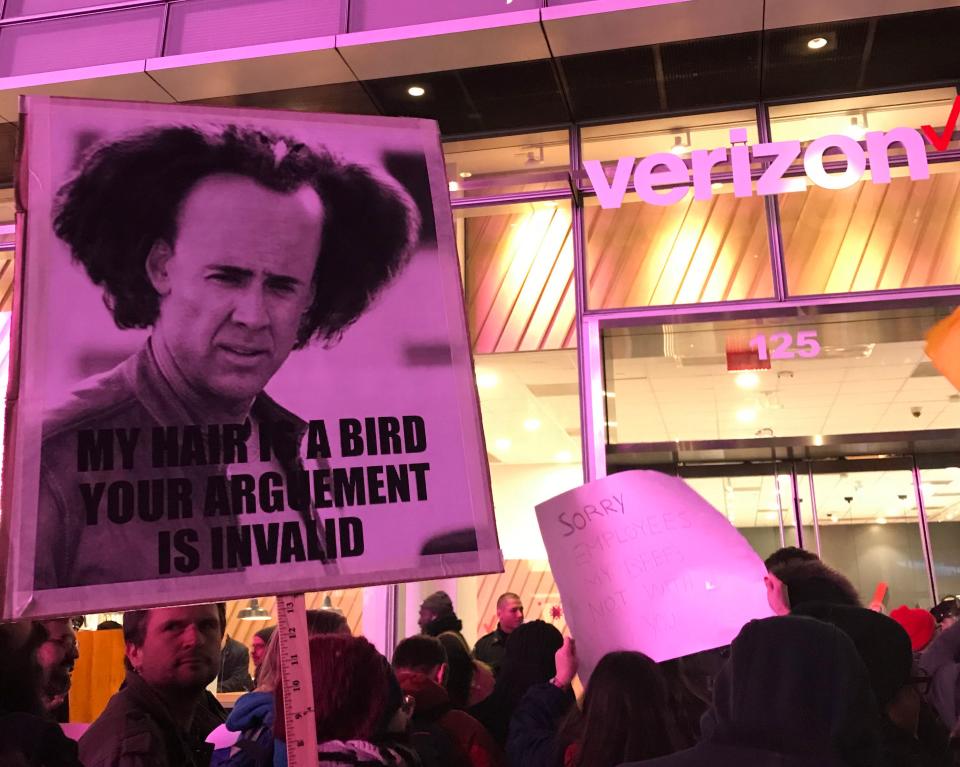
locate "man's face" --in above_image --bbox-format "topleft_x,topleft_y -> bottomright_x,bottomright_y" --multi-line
418,607 -> 437,632
497,598 -> 524,633
764,572 -> 791,616
36,619 -> 79,708
126,605 -> 222,694
251,636 -> 268,668
148,174 -> 324,406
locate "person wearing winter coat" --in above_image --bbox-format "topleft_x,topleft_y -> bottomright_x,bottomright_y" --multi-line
508,638 -> 687,767
920,614 -> 960,734
393,635 -> 505,767
794,602 -> 952,767
0,621 -> 84,767
470,621 -> 564,749
619,616 -> 881,767
274,634 -> 421,767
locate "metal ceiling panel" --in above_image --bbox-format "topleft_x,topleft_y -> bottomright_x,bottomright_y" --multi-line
765,0 -> 960,29
146,36 -> 353,102
0,60 -> 173,123
542,0 -> 763,58
337,8 -> 549,80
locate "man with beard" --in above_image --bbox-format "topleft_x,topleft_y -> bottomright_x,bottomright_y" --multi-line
35,618 -> 80,719
79,603 -> 226,767
0,621 -> 84,766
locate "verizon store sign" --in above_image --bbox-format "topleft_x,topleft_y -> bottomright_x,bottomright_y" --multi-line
584,126 -> 933,209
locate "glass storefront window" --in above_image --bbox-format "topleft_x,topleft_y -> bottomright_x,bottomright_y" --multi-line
684,470 -> 796,559
580,109 -> 760,185
456,200 -> 575,353
810,463 -> 930,609
444,130 -> 570,200
603,306 -> 959,445
584,185 -> 773,309
769,87 -> 960,159
919,462 -> 960,598
224,589 -> 363,644
780,160 -> 960,295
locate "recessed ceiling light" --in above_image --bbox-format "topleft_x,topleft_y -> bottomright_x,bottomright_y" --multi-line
407,85 -> 426,97
736,407 -> 758,424
735,371 -> 759,390
523,418 -> 541,431
475,370 -> 499,388
807,37 -> 828,50
494,438 -> 511,451
670,136 -> 690,155
459,171 -> 472,179
448,181 -> 459,192
554,450 -> 573,462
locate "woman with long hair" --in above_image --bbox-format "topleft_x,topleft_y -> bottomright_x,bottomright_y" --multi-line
556,651 -> 687,767
470,620 -> 565,748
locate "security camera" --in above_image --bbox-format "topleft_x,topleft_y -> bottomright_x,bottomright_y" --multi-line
911,406 -> 923,418
844,496 -> 853,504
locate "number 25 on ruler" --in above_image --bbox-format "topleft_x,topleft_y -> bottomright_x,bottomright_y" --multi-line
749,330 -> 821,361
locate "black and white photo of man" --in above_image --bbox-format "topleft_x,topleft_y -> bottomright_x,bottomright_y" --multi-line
34,125 -> 420,589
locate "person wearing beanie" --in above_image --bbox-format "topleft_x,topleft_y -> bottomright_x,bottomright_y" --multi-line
794,602 -> 952,767
419,591 -> 465,639
274,634 -> 418,767
890,606 -> 937,653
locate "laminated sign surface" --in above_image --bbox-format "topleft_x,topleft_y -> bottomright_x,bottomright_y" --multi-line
2,97 -> 501,618
536,470 -> 772,681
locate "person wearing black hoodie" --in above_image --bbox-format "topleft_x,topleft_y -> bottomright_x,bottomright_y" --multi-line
794,602 -> 952,767
619,615 -> 881,767
470,620 -> 565,749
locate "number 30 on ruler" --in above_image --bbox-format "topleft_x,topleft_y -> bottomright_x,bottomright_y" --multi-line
749,330 -> 821,361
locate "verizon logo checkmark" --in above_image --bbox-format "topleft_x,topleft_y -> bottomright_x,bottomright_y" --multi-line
921,94 -> 960,152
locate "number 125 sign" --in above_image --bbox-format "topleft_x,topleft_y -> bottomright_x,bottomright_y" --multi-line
749,330 -> 821,360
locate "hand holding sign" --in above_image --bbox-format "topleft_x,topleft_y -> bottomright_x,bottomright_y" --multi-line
536,470 -> 773,683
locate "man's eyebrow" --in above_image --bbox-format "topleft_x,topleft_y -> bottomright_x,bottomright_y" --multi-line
207,264 -> 304,286
206,264 -> 254,278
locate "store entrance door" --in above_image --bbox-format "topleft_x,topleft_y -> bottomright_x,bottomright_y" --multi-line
667,448 -> 958,610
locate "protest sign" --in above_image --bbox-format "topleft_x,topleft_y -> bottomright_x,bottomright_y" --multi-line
1,97 -> 501,619
536,470 -> 772,681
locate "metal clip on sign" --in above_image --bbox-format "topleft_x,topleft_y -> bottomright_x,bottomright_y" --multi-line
277,593 -> 319,767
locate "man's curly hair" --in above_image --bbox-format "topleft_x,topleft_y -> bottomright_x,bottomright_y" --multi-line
53,124 -> 421,347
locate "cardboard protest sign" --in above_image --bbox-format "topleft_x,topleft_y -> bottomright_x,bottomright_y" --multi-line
536,470 -> 772,681
1,97 -> 501,619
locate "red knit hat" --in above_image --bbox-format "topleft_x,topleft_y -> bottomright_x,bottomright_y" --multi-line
890,605 -> 936,651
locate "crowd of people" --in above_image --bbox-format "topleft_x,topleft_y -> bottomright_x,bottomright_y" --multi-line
1,549 -> 959,767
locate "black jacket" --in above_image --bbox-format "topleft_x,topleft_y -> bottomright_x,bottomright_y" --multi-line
0,712 -> 84,767
622,617 -> 881,767
506,682 -> 573,767
218,635 -> 253,692
474,627 -> 509,677
79,670 -> 226,767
